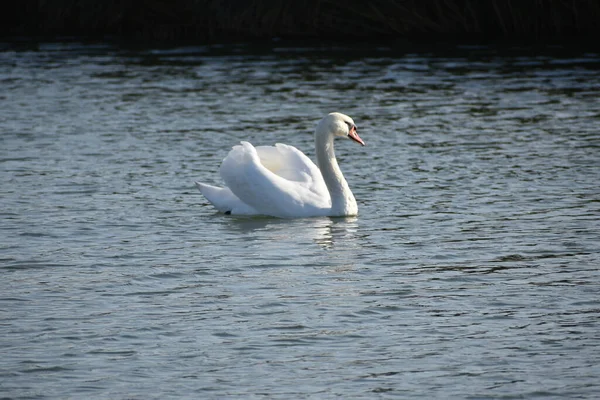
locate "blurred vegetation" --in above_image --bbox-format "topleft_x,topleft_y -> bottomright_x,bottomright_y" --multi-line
3,0 -> 600,42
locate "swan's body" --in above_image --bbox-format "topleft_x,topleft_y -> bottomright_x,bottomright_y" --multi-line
195,112 -> 364,218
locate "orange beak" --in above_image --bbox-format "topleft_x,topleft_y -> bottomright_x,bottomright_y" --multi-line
348,125 -> 365,146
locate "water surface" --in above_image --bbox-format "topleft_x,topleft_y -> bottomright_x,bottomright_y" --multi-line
1,41 -> 599,399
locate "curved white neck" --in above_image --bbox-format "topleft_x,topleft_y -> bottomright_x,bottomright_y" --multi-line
315,132 -> 358,216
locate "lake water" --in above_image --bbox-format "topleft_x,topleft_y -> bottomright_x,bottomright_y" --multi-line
1,41 -> 599,399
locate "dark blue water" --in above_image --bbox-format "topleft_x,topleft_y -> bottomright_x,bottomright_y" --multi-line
1,41 -> 599,399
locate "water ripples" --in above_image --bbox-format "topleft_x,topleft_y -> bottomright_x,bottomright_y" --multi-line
1,41 -> 599,398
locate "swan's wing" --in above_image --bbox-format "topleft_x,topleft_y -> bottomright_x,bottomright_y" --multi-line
195,182 -> 258,215
219,142 -> 330,217
255,143 -> 327,193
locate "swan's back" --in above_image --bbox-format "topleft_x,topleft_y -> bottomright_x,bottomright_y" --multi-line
219,142 -> 331,217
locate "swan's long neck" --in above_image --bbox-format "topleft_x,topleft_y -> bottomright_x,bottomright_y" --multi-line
315,131 -> 358,216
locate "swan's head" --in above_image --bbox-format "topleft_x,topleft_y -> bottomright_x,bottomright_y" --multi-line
318,112 -> 365,146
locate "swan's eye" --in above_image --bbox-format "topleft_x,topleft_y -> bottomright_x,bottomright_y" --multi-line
345,122 -> 357,132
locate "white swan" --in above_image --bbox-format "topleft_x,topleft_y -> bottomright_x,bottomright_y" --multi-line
195,112 -> 365,218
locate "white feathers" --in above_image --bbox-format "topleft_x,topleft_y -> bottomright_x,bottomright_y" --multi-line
195,113 -> 362,218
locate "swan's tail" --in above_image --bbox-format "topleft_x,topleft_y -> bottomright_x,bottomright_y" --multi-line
195,182 -> 234,213
195,181 -> 257,215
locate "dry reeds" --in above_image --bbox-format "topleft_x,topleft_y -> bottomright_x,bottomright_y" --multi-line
3,0 -> 600,42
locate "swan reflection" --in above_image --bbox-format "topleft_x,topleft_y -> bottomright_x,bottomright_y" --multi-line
219,215 -> 359,250
312,217 -> 359,249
